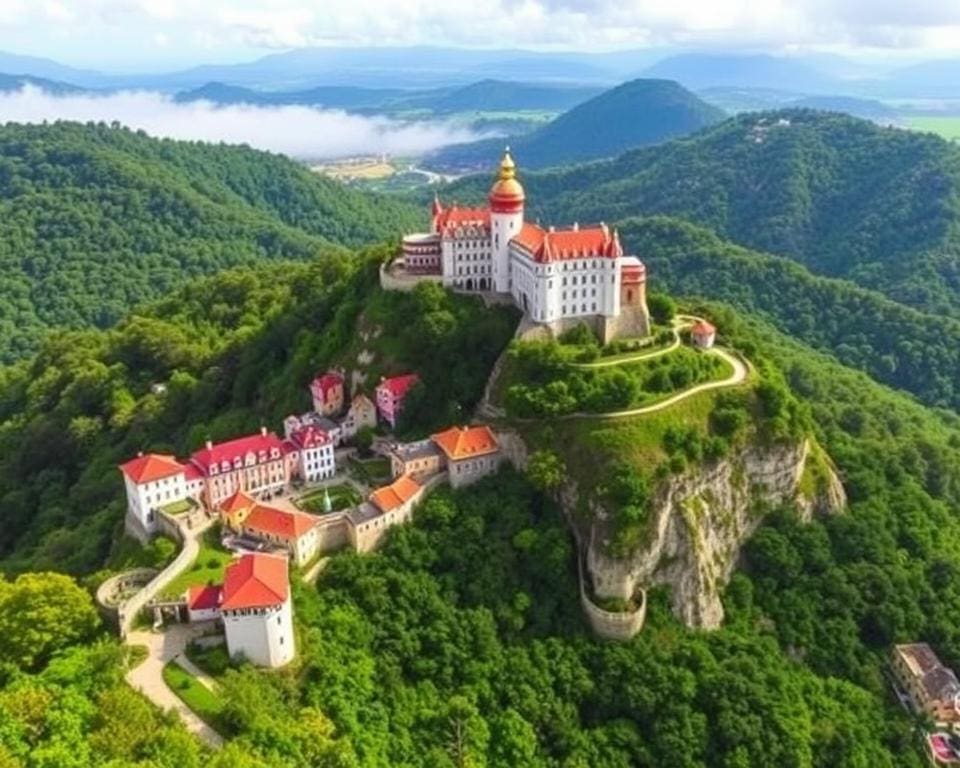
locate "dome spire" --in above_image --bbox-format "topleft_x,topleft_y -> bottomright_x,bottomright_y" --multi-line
498,146 -> 516,181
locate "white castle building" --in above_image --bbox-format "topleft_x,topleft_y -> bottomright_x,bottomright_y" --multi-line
396,150 -> 649,343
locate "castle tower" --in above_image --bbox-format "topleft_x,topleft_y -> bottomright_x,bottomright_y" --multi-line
488,148 -> 525,293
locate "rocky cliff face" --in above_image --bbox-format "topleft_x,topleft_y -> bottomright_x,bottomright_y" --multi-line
582,438 -> 845,630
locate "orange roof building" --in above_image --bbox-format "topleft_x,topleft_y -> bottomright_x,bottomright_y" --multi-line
119,453 -> 184,484
370,474 -> 421,515
219,553 -> 295,668
431,425 -> 500,461
220,553 -> 289,611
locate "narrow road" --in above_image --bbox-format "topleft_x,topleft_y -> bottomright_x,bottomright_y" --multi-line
568,347 -> 749,421
126,623 -> 224,749
570,315 -> 699,369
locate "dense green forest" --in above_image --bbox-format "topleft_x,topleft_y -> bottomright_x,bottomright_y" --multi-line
0,122 -> 422,362
427,79 -> 724,171
442,109 -> 960,316
619,216 -> 960,411
0,251 -> 514,575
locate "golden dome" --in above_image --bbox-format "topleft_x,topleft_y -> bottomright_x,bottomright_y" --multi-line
489,147 -> 525,209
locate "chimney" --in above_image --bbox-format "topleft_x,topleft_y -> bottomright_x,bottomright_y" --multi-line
549,225 -> 556,233
573,222 -> 579,231
137,450 -> 144,457
205,439 -> 213,450
260,426 -> 268,437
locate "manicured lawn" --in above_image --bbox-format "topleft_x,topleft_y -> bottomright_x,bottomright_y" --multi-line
160,527 -> 233,600
162,661 -> 225,727
298,483 -> 361,513
160,498 -> 196,516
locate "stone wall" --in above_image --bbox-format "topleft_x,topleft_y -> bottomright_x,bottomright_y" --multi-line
379,263 -> 443,293
580,588 -> 646,641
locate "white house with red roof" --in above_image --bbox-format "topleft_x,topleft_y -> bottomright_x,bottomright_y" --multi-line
310,371 -> 345,417
341,393 -> 377,440
285,424 -> 335,484
691,320 -> 717,350
376,373 -> 420,428
220,553 -> 294,668
397,150 -> 650,343
431,425 -> 502,489
119,427 -> 296,538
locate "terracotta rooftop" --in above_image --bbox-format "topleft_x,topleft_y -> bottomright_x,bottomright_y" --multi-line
190,431 -> 285,474
220,489 -> 256,514
370,474 -> 421,514
310,372 -> 343,395
220,553 -> 288,611
119,453 -> 184,484
187,583 -> 221,611
511,221 -> 622,263
692,321 -> 716,335
431,425 -> 499,461
377,374 -> 420,399
243,504 -> 318,541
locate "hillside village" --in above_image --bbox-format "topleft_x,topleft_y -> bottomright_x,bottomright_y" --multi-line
100,151 -> 960,759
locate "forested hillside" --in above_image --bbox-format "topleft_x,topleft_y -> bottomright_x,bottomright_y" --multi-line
0,250 -> 515,575
443,110 -> 960,316
0,122 -> 422,362
621,216 -> 960,410
7,247 -> 960,763
427,79 -> 724,171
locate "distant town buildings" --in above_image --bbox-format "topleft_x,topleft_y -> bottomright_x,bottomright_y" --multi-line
393,150 -> 650,344
310,371 -> 345,416
893,643 -> 960,723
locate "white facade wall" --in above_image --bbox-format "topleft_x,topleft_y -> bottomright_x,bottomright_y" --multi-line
448,453 -> 502,489
223,597 -> 295,668
492,210 -> 523,293
300,442 -> 335,483
124,471 -> 187,533
187,605 -> 220,623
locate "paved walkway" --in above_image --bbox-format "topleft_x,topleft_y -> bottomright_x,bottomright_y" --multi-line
566,347 -> 749,420
302,556 -> 331,585
126,623 -> 224,748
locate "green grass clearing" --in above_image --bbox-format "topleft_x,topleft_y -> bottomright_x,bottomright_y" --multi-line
160,498 -> 196,516
160,527 -> 233,600
162,661 -> 225,728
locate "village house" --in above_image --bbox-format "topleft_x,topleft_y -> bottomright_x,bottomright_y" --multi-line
310,371 -> 345,416
431,425 -> 502,488
691,320 -> 717,350
893,643 -> 960,723
120,427 -> 291,539
348,474 -> 423,553
183,552 -> 295,668
387,438 -> 444,479
386,425 -> 503,488
284,412 -> 343,448
220,553 -> 295,668
340,393 -> 377,440
376,373 -> 420,428
218,490 -> 322,567
284,424 -> 335,484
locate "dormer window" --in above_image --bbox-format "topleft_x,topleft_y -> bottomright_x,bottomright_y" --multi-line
233,457 -> 242,470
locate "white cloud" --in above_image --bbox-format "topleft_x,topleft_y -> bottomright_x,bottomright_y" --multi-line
0,85 -> 483,159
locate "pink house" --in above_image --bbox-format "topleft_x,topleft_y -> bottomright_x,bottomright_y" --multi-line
310,371 -> 345,416
376,374 -> 420,428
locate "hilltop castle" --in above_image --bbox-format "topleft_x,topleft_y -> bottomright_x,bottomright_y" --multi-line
391,150 -> 650,343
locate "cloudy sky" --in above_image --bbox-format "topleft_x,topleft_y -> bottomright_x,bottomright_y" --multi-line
2,0 -> 960,71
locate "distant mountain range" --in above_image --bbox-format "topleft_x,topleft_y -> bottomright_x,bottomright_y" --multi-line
174,79 -> 602,115
426,79 -> 724,171
1,46 -> 959,100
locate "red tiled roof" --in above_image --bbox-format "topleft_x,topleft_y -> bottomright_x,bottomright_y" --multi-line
431,425 -> 499,460
692,321 -> 716,336
243,504 -> 317,541
182,463 -> 204,481
118,453 -> 184,484
377,374 -> 420,399
220,553 -> 288,610
190,431 -> 285,474
310,372 -> 343,396
370,475 -> 421,514
511,222 -> 622,263
435,205 -> 490,234
220,489 -> 255,514
289,425 -> 331,450
187,583 -> 221,611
